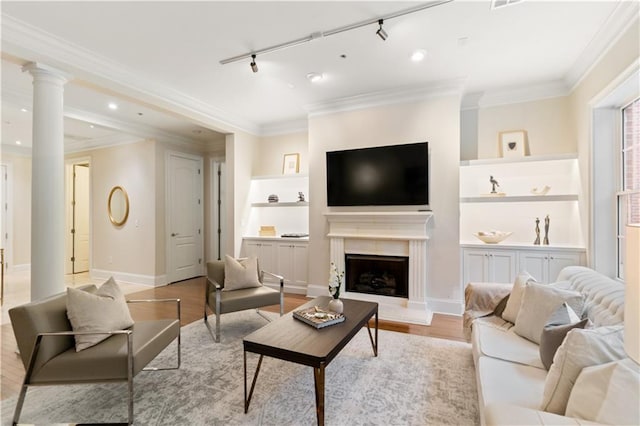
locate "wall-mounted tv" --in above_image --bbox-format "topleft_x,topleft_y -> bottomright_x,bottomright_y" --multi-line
326,142 -> 429,207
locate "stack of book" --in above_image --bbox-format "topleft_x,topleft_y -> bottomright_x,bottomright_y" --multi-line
293,306 -> 345,329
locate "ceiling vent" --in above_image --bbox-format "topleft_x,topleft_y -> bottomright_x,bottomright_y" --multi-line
491,0 -> 524,9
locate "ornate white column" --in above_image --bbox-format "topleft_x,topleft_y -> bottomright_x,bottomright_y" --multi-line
23,63 -> 70,301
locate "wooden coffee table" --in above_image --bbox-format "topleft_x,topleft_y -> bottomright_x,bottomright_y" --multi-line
243,296 -> 378,426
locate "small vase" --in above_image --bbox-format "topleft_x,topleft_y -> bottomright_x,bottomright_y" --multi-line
328,298 -> 344,314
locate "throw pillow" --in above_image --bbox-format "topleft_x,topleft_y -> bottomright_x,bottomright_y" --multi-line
540,325 -> 626,415
501,271 -> 536,323
66,277 -> 134,352
512,282 -> 584,344
223,255 -> 262,291
565,358 -> 640,425
539,316 -> 589,370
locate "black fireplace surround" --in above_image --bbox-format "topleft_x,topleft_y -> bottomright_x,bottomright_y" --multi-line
345,254 -> 409,298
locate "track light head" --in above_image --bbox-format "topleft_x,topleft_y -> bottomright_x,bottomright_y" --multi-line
250,54 -> 258,73
376,19 -> 388,41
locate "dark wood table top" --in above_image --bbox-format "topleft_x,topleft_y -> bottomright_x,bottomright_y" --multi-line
243,296 -> 378,367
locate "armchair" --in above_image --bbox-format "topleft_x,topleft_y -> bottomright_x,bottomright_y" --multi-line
204,259 -> 284,342
9,286 -> 180,425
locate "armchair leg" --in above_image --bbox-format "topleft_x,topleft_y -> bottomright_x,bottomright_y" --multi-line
215,311 -> 221,343
12,383 -> 28,425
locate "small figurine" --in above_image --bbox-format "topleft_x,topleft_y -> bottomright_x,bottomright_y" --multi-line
490,176 -> 500,194
543,215 -> 550,245
298,192 -> 306,202
534,217 -> 540,245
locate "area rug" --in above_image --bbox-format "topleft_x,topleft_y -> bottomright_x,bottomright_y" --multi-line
2,311 -> 479,425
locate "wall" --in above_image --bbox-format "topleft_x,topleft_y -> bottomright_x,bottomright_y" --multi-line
476,96 -> 574,159
1,151 -> 31,269
307,94 -> 462,314
253,132 -> 308,176
569,17 -> 640,265
68,140 -> 158,283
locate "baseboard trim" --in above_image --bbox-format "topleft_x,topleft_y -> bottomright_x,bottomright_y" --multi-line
91,269 -> 166,287
427,297 -> 464,316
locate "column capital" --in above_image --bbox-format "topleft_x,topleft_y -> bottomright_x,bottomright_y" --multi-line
22,62 -> 72,85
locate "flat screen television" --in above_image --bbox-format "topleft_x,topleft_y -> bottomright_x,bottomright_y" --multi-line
326,142 -> 429,207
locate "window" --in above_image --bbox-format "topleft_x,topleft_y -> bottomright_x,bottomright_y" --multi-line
618,97 -> 640,279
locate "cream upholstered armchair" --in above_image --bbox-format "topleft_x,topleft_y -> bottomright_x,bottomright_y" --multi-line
204,256 -> 284,342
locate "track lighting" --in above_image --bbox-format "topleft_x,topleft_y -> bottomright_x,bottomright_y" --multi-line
250,54 -> 258,73
376,19 -> 388,41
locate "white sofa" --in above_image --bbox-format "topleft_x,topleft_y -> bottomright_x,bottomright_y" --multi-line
466,266 -> 627,425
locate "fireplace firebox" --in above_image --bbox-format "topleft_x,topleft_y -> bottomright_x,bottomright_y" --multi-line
345,254 -> 408,298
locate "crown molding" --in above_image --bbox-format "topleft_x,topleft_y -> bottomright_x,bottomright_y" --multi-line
65,133 -> 144,154
1,13 -> 261,136
565,1 -> 640,93
259,117 -> 309,136
305,78 -> 465,118
461,80 -> 570,110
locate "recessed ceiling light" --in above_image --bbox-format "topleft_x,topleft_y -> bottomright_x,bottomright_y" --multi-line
108,102 -> 118,110
15,140 -> 21,145
306,72 -> 324,83
410,49 -> 427,62
89,124 -> 95,128
287,83 -> 295,89
20,108 -> 28,113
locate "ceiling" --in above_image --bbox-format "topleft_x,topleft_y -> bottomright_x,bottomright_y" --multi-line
1,1 -> 638,151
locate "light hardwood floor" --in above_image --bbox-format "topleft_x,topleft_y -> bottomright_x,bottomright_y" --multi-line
1,276 -> 465,401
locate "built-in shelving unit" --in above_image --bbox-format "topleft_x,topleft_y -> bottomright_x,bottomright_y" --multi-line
245,173 -> 309,238
460,154 -> 586,285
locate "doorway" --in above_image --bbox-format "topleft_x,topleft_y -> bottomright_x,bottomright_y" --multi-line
66,160 -> 90,274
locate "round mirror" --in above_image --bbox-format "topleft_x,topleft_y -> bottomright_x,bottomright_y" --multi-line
108,186 -> 129,226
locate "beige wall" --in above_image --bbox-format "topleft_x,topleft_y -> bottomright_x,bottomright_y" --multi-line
477,96 -> 574,159
570,18 -> 639,260
1,152 -> 32,268
253,132 -> 309,176
308,95 -> 462,313
69,140 -> 158,279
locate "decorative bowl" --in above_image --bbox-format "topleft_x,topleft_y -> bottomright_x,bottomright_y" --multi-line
474,231 -> 513,244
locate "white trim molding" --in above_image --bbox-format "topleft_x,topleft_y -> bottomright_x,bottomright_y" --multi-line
91,268 -> 166,287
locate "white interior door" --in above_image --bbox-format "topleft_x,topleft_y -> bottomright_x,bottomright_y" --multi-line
72,164 -> 90,273
168,153 -> 203,283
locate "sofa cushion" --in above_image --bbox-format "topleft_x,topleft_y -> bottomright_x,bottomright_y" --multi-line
66,277 -> 134,352
478,356 -> 548,410
565,358 -> 640,425
484,403 -> 603,425
539,319 -> 589,370
541,325 -> 626,415
513,283 -> 584,344
502,271 -> 536,323
223,256 -> 262,291
474,322 -> 545,369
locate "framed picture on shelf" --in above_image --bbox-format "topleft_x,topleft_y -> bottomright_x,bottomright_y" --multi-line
499,130 -> 527,158
282,153 -> 300,175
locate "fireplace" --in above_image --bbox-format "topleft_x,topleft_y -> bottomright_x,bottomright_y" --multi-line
345,254 -> 409,298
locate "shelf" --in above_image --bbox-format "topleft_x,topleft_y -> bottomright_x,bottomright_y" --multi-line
251,173 -> 308,180
460,153 -> 577,167
460,242 -> 586,251
460,194 -> 578,203
251,202 -> 309,207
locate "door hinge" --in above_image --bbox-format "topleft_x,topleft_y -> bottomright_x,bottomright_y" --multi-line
199,258 -> 202,264
198,169 -> 201,175
71,256 -> 75,262
198,199 -> 201,205
71,229 -> 75,234
198,229 -> 201,235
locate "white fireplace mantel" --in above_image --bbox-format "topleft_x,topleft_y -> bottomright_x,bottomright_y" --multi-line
320,211 -> 434,325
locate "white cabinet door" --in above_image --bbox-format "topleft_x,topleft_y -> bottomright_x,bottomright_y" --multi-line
548,251 -> 581,283
518,251 -> 548,282
519,250 -> 583,283
277,242 -> 308,288
463,249 -> 490,283
489,251 -> 517,283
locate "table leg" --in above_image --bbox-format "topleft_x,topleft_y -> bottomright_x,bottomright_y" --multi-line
244,352 -> 264,413
313,363 -> 326,426
366,310 -> 379,357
